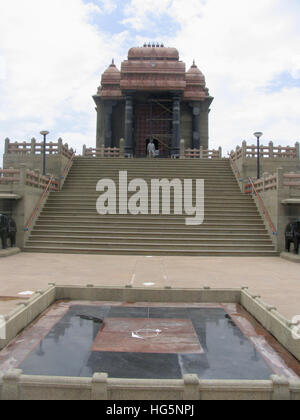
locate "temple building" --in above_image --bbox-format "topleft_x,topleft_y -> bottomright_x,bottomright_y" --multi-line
93,44 -> 213,158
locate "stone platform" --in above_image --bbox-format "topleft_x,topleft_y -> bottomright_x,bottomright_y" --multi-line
0,248 -> 20,258
0,253 -> 300,320
281,252 -> 300,264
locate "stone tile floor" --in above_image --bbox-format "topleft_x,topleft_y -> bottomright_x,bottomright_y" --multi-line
0,253 -> 299,320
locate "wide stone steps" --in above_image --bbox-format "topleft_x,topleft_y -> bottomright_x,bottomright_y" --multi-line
30,230 -> 271,239
36,214 -> 261,226
31,225 -> 269,234
63,180 -> 239,186
46,195 -> 254,203
42,206 -> 257,214
43,206 -> 258,216
24,246 -> 277,257
73,158 -> 228,163
25,240 -> 274,252
34,221 -> 266,230
42,206 -> 258,213
24,157 -> 277,256
27,235 -> 273,245
68,172 -> 233,176
62,182 -> 241,187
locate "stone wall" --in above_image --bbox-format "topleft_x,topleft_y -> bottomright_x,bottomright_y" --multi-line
229,141 -> 300,252
245,169 -> 300,252
0,199 -> 12,216
0,182 -> 51,249
3,154 -> 69,181
0,165 -> 61,249
2,370 -> 299,400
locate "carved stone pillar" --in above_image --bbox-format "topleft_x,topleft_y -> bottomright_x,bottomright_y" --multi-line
192,102 -> 201,149
104,102 -> 113,148
171,94 -> 181,158
125,94 -> 134,157
199,97 -> 213,150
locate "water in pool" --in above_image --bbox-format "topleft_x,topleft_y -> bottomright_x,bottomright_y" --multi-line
0,302 -> 299,380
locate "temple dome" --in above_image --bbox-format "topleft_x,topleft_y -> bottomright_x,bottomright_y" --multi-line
186,62 -> 206,86
101,60 -> 121,84
128,46 -> 179,60
98,59 -> 122,99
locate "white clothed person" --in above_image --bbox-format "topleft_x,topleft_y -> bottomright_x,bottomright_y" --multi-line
147,141 -> 156,158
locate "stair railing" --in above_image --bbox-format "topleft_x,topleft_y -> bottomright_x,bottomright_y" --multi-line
24,176 -> 57,232
61,152 -> 76,186
246,177 -> 277,236
60,152 -> 76,189
228,153 -> 243,182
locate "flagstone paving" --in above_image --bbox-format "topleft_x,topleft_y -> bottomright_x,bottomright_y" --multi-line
0,253 -> 299,320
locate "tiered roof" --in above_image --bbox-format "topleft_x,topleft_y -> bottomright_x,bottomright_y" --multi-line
97,46 -> 210,101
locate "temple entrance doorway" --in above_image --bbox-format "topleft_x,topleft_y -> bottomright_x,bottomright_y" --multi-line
135,100 -> 172,158
145,138 -> 159,157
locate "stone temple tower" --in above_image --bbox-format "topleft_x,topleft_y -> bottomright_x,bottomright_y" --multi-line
93,44 -> 213,157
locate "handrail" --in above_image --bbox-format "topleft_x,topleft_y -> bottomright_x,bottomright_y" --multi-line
24,176 -> 56,231
228,153 -> 243,181
61,152 -> 75,179
247,177 -> 277,235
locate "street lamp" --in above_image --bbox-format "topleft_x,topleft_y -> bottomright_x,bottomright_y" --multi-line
253,132 -> 263,179
40,131 -> 49,176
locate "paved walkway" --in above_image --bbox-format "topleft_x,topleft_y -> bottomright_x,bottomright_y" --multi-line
0,253 -> 299,320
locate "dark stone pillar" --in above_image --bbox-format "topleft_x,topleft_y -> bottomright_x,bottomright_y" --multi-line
93,95 -> 105,149
125,94 -> 134,157
171,95 -> 181,158
199,97 -> 213,149
192,103 -> 201,149
104,102 -> 113,148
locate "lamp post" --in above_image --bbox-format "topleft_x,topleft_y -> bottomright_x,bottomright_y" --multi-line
253,132 -> 263,179
40,131 -> 49,176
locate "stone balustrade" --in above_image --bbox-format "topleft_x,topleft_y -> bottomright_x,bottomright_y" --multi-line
184,146 -> 222,159
5,138 -> 74,159
0,168 -> 20,184
245,170 -> 300,194
82,146 -> 121,158
283,173 -> 300,189
82,140 -> 222,159
0,166 -> 58,191
231,141 -> 300,161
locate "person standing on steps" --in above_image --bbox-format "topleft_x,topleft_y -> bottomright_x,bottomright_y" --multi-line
147,139 -> 156,159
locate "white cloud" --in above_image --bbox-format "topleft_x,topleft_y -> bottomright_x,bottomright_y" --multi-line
0,0 -> 127,164
1,0 -> 300,167
187,0 -> 300,151
97,0 -> 117,14
122,0 -> 172,30
59,131 -> 95,156
123,0 -> 300,152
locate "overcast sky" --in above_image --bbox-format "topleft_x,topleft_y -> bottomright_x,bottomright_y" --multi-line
0,0 -> 300,164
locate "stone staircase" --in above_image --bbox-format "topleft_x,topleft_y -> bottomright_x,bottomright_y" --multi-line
24,158 -> 277,256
